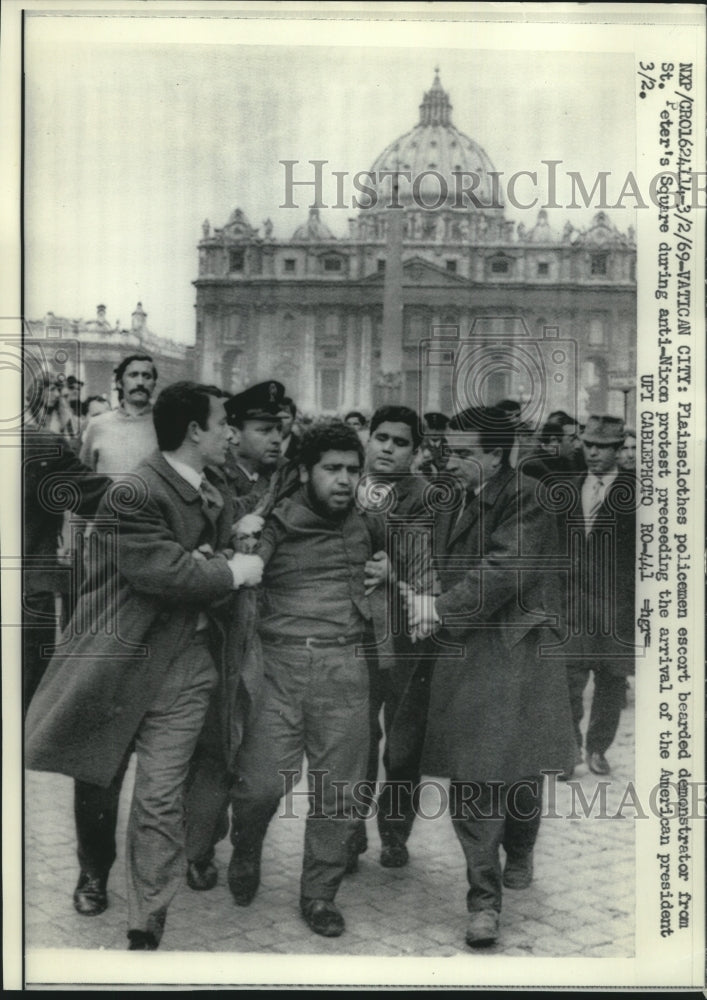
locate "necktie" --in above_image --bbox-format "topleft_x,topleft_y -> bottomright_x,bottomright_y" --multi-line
584,475 -> 604,532
454,490 -> 468,527
199,477 -> 224,525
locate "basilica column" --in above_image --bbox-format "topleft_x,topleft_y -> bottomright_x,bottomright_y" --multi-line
300,309 -> 317,413
359,312 -> 373,412
197,308 -> 219,384
254,306 -> 274,382
379,201 -> 405,404
424,311 -> 443,413
343,312 -> 358,410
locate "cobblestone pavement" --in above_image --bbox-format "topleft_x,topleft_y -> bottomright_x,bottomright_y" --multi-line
24,679 -> 634,974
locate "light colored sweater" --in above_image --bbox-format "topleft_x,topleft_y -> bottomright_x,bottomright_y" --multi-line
79,405 -> 157,477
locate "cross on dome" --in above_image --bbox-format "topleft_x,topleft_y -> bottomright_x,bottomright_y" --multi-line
419,69 -> 452,126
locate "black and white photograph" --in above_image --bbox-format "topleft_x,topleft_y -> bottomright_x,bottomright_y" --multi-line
2,1 -> 705,990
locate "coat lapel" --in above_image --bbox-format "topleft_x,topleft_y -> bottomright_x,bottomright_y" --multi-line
147,450 -> 223,548
447,466 -> 516,547
447,490 -> 481,546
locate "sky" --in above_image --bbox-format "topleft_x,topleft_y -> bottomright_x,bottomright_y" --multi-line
23,11 -> 637,346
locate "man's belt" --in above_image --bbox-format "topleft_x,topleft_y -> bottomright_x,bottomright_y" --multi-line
259,631 -> 365,649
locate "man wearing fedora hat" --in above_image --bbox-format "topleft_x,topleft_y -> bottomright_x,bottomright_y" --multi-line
563,415 -> 637,778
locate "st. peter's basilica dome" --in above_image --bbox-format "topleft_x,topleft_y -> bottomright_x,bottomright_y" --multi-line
367,70 -> 504,214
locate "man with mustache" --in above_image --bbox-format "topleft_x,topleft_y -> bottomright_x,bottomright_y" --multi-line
79,354 -> 158,475
226,421 -> 391,938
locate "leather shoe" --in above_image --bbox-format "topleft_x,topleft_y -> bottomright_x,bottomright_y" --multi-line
588,751 -> 611,775
127,929 -> 159,950
73,871 -> 108,916
227,852 -> 260,907
503,852 -> 533,890
380,843 -> 409,868
186,859 -> 217,891
300,898 -> 345,938
465,909 -> 499,948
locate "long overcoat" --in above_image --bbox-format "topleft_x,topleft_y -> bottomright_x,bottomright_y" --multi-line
25,451 -> 237,787
422,466 -> 575,784
557,469 -> 637,676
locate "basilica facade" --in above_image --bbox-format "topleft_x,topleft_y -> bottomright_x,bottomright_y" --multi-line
193,73 -> 636,423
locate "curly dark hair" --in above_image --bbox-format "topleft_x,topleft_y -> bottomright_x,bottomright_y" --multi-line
298,419 -> 364,471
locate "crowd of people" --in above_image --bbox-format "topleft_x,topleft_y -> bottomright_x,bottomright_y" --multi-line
23,352 -> 637,951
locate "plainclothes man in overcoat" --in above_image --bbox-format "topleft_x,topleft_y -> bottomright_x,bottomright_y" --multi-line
404,405 -> 575,949
562,415 -> 637,777
25,381 -> 263,950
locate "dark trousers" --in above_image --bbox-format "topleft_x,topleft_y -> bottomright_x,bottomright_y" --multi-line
75,752 -> 132,878
450,776 -> 543,914
183,699 -> 230,864
357,642 -> 434,850
230,641 -> 369,902
566,663 -> 627,755
75,634 -> 217,944
126,633 -> 217,939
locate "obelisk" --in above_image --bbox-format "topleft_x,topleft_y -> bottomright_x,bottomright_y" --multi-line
380,174 -> 404,401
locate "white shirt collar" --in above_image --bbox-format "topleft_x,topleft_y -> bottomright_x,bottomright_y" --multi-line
587,469 -> 618,486
162,452 -> 203,491
236,462 -> 259,483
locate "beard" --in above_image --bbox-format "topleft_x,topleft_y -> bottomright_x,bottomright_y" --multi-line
305,481 -> 352,521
